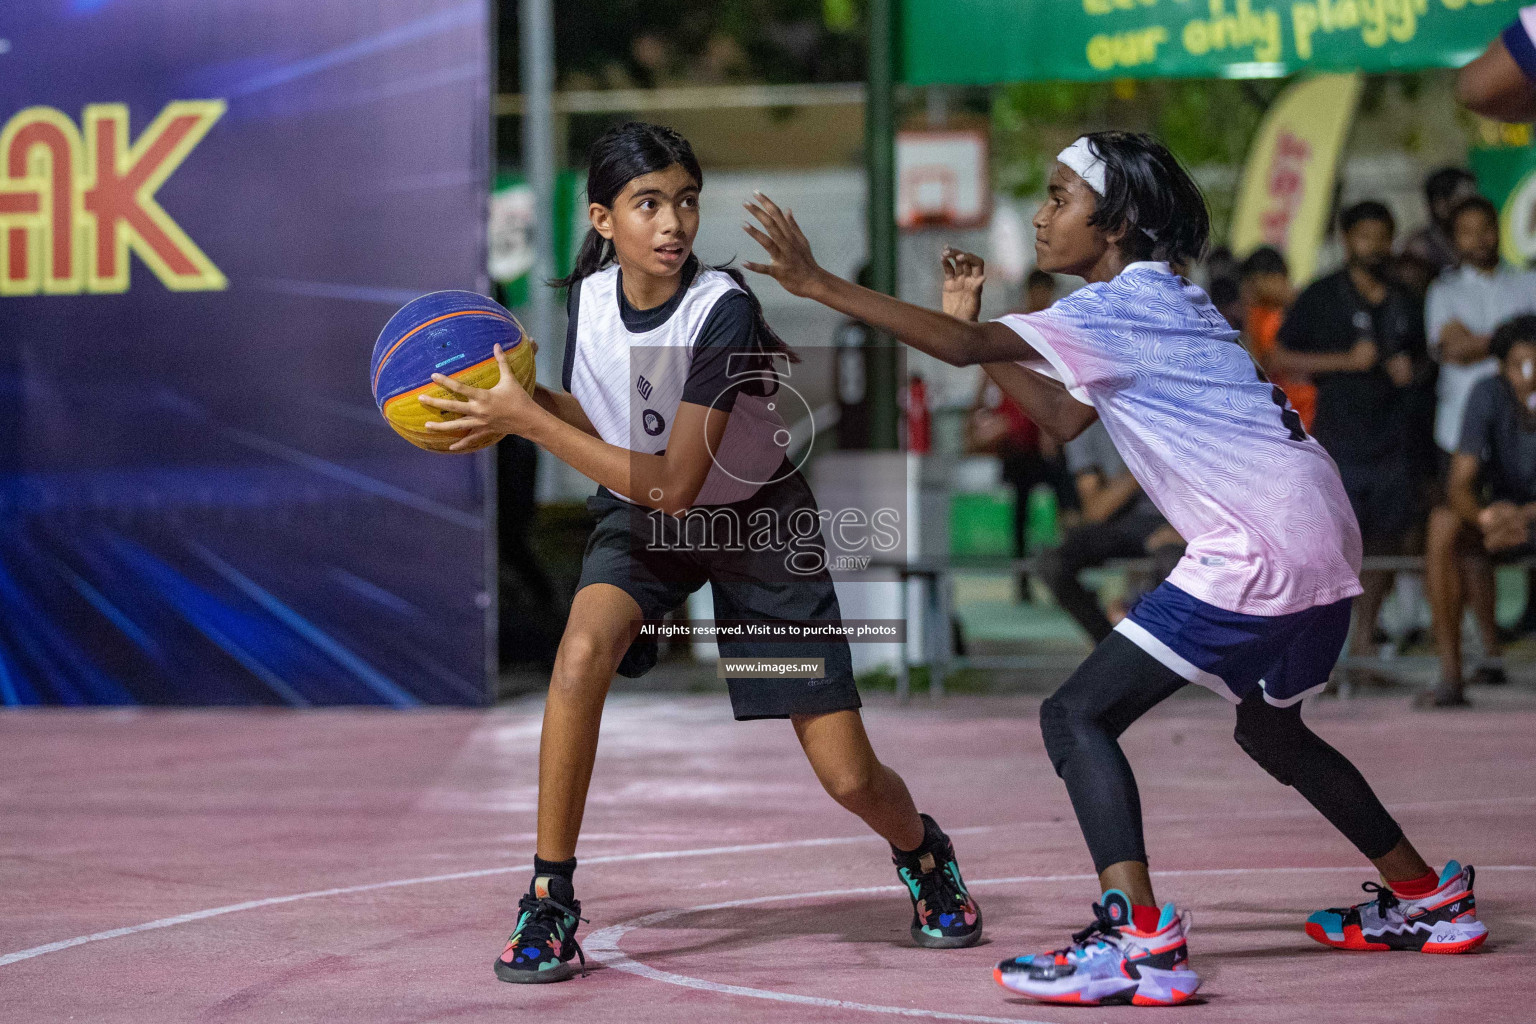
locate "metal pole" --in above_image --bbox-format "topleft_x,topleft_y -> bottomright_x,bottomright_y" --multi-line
865,0 -> 898,450
519,0 -> 557,370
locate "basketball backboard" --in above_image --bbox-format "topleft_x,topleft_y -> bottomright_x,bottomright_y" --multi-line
896,129 -> 990,230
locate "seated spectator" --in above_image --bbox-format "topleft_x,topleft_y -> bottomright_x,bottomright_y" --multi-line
1428,196 -> 1536,638
1423,316 -> 1536,707
1274,201 -> 1429,685
1238,246 -> 1313,431
1038,420 -> 1184,644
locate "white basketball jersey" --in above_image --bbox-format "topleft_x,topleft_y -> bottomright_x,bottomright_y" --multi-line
567,264 -> 788,506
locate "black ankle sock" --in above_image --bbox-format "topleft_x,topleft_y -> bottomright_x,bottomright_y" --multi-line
532,856 -> 577,891
891,813 -> 948,863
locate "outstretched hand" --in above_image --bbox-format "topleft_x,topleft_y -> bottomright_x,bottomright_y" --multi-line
418,343 -> 538,452
742,191 -> 825,298
941,246 -> 986,322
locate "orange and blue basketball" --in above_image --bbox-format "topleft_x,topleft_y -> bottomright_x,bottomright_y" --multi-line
370,290 -> 537,453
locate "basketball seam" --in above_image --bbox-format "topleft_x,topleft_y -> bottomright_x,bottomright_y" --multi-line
371,309 -> 513,397
379,354 -> 501,408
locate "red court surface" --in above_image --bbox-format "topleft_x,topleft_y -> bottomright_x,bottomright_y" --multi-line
4,690 -> 1533,1024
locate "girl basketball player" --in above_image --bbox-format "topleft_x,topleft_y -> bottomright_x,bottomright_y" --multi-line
418,122 -> 981,984
743,131 -> 1486,1007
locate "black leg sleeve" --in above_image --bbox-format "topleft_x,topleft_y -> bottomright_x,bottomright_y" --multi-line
1232,692 -> 1405,861
1040,632 -> 1189,873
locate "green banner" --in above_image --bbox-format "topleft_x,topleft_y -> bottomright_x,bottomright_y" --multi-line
1469,119 -> 1536,266
902,0 -> 1520,85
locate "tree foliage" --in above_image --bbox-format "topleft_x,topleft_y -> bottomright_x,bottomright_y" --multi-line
499,0 -> 867,93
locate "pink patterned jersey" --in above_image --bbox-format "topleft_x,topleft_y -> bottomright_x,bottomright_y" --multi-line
995,262 -> 1362,616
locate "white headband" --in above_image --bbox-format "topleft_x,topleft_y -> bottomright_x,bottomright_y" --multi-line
1057,137 -> 1106,196
1056,135 -> 1160,243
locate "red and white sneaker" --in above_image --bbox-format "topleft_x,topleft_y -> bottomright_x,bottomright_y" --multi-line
992,890 -> 1200,1006
1306,861 -> 1488,954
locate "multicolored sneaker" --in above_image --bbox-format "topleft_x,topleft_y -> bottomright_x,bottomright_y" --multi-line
493,874 -> 588,983
993,890 -> 1200,1006
893,814 -> 982,948
1305,861 -> 1487,954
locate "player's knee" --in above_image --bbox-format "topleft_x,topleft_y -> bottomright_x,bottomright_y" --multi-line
551,629 -> 622,694
818,761 -> 881,810
1232,706 -> 1301,786
1040,692 -> 1090,776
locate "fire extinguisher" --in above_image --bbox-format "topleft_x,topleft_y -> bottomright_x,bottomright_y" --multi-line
904,374 -> 932,454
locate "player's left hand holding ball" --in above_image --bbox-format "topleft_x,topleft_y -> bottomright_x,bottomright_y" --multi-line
419,342 -> 539,452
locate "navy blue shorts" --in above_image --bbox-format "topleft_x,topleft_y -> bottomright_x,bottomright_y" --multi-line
1115,582 -> 1352,707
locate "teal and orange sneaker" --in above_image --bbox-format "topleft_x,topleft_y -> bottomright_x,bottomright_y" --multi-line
1305,861 -> 1488,954
993,890 -> 1200,1006
893,813 -> 982,948
493,874 -> 588,983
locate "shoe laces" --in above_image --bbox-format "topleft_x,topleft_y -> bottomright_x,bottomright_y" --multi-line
913,854 -> 966,918
1359,881 -> 1401,917
1052,902 -> 1123,960
515,891 -> 590,976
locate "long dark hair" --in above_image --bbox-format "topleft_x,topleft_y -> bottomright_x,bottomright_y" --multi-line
554,121 -> 794,361
1084,131 -> 1210,267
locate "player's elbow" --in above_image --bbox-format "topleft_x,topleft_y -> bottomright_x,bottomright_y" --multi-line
659,476 -> 710,517
1457,47 -> 1536,121
931,319 -> 994,367
661,492 -> 701,518
1456,57 -> 1503,115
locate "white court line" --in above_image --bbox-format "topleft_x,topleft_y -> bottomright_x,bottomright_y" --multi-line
0,829 -> 991,969
2,808 -> 1528,976
585,866 -> 1536,1024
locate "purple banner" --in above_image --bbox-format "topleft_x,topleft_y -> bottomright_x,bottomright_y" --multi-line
0,1 -> 494,705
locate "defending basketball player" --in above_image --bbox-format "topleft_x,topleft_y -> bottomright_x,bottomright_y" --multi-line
744,131 -> 1486,1007
417,122 -> 981,984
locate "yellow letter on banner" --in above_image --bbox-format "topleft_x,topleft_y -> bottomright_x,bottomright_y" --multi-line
1230,73 -> 1363,285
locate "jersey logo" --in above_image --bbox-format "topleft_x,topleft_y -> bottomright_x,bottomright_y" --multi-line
636,375 -> 654,401
642,409 -> 666,436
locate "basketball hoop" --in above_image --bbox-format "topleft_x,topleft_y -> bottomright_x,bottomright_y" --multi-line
896,130 -> 990,231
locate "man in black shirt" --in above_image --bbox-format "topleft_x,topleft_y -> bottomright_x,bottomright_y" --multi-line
1275,201 -> 1430,681
1424,315 -> 1536,706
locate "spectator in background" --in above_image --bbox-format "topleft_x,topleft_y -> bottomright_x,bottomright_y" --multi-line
1038,420 -> 1184,644
1404,168 -> 1479,276
1238,246 -> 1313,431
1424,316 -> 1536,706
1427,195 -> 1536,638
1427,196 -> 1536,462
1203,244 -> 1240,290
1024,267 -> 1057,314
1274,201 -> 1428,684
1209,276 -> 1244,333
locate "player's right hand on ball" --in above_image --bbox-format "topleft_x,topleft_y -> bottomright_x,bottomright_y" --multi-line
941,247 -> 986,322
742,191 -> 824,298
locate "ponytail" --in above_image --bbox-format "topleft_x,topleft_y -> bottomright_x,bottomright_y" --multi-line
552,228 -> 612,290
